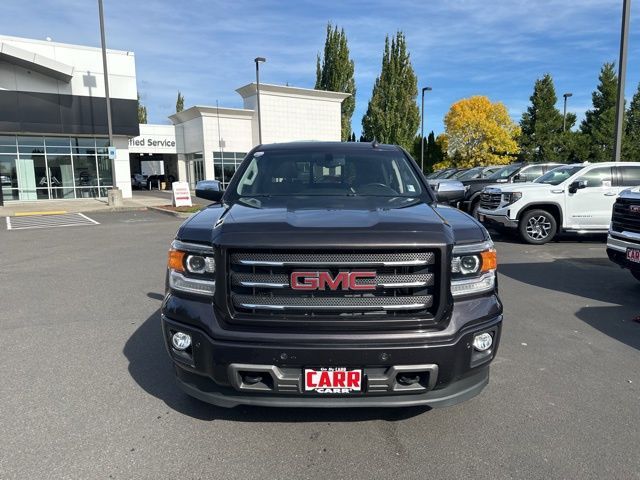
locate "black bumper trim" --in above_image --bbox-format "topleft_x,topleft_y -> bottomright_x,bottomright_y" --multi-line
175,365 -> 489,409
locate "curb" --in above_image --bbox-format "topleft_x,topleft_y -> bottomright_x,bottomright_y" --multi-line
147,206 -> 195,219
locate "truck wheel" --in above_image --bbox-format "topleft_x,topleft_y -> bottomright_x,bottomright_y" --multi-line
631,270 -> 640,282
471,200 -> 480,220
519,209 -> 557,244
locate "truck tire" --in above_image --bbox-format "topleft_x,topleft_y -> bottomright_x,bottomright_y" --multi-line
471,200 -> 481,220
631,270 -> 640,282
519,209 -> 557,245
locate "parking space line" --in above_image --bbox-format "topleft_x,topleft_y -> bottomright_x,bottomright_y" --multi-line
14,210 -> 68,216
6,213 -> 99,231
77,212 -> 100,225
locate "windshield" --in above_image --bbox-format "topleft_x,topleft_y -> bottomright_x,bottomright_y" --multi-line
534,166 -> 584,185
456,167 -> 483,180
488,164 -> 521,180
235,149 -> 423,197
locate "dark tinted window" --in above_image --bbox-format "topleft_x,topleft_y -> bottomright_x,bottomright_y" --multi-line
618,165 -> 640,187
520,165 -> 544,180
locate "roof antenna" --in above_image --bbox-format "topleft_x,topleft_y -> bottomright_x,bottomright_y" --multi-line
371,137 -> 379,148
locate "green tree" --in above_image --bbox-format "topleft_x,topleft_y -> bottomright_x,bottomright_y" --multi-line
580,63 -> 619,162
137,93 -> 147,124
425,131 -> 445,172
176,91 -> 185,113
315,23 -> 356,141
623,83 -> 640,161
519,74 -> 575,163
361,31 -> 420,151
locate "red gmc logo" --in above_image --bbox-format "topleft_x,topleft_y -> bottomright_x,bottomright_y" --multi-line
291,271 -> 376,291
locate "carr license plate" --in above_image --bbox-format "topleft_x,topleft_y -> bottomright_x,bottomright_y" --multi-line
626,248 -> 640,263
304,367 -> 362,394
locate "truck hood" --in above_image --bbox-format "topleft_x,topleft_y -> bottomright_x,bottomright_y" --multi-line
178,196 -> 488,248
484,182 -> 559,193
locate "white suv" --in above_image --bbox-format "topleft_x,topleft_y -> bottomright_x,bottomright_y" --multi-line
477,162 -> 640,244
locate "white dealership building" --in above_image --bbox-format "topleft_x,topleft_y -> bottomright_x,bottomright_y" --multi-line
0,34 -> 349,204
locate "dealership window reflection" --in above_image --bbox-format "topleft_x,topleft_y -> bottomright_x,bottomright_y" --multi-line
0,135 -> 113,200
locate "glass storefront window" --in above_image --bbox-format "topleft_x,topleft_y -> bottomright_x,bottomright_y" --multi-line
97,155 -> 113,187
212,151 -> 246,187
0,135 -> 110,201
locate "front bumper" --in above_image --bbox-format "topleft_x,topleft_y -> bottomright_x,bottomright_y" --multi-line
477,210 -> 518,229
607,232 -> 640,271
161,312 -> 502,408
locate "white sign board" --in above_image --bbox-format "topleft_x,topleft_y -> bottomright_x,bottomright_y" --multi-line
172,181 -> 193,207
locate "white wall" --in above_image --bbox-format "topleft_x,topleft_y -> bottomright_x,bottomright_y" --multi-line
113,135 -> 132,198
128,124 -> 176,154
0,35 -> 137,100
258,91 -> 342,143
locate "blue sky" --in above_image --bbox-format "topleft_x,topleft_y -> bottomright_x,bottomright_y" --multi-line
2,0 -> 640,136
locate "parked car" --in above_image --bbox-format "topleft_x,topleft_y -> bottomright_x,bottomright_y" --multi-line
131,173 -> 148,189
146,174 -> 175,189
162,141 -> 502,408
477,162 -> 640,244
460,162 -> 563,218
453,166 -> 501,181
606,186 -> 640,282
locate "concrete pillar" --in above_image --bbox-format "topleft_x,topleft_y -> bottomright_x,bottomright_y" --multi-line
113,135 -> 132,199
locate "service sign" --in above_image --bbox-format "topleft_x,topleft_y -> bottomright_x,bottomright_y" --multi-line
172,181 -> 192,207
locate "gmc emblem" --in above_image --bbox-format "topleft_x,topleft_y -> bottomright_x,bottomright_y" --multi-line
291,271 -> 376,291
631,205 -> 640,214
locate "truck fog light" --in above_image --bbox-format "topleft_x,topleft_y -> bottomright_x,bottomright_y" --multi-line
473,332 -> 493,352
172,332 -> 192,350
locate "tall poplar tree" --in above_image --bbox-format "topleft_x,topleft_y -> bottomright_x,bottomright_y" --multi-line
519,74 -> 575,163
315,23 -> 356,141
176,91 -> 185,113
580,63 -> 619,162
137,93 -> 147,124
361,31 -> 420,151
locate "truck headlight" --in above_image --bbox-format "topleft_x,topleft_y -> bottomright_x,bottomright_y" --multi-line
451,241 -> 497,298
167,240 -> 215,296
502,192 -> 522,206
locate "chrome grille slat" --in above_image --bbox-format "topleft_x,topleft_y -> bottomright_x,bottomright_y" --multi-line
611,200 -> 640,234
231,252 -> 435,267
233,295 -> 433,311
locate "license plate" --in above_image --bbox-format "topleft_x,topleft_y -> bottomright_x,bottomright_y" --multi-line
304,367 -> 362,394
627,248 -> 640,263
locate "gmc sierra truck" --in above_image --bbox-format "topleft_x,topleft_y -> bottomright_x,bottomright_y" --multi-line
607,186 -> 640,282
161,142 -> 503,408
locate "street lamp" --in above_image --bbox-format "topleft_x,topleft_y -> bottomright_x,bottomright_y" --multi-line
98,0 -> 120,206
254,57 -> 266,145
562,93 -> 573,132
421,86 -> 432,171
613,0 -> 631,162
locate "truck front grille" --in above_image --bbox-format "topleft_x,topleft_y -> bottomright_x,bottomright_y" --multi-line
611,198 -> 640,234
480,192 -> 501,210
226,249 -> 441,330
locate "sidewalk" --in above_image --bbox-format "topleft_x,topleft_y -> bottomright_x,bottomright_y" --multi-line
0,190 -> 204,217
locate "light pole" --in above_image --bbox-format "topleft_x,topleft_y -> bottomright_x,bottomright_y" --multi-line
613,0 -> 631,162
420,86 -> 432,171
254,57 -> 266,145
563,93 -> 573,132
98,0 -> 121,205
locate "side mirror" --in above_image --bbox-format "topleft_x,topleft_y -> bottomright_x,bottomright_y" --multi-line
513,173 -> 523,182
195,180 -> 224,202
568,180 -> 587,194
430,180 -> 466,204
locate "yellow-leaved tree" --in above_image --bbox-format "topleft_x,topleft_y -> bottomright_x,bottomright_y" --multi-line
444,96 -> 520,167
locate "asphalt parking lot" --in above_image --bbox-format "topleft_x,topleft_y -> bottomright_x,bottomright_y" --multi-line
1,210 -> 639,480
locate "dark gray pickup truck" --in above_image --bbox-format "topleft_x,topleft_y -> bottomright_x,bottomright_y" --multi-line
161,142 -> 503,408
